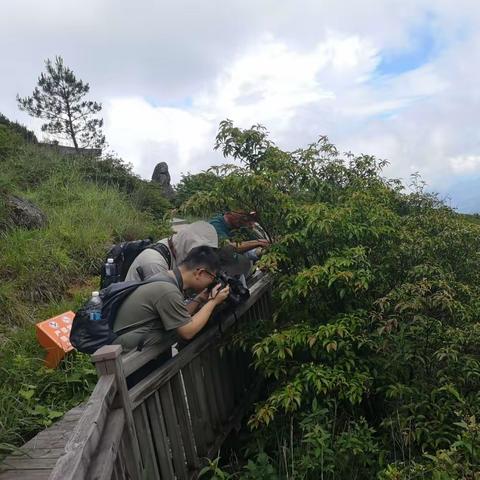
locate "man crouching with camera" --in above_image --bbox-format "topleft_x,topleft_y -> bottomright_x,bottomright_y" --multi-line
112,246 -> 230,352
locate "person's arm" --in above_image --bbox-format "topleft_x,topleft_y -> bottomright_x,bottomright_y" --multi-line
177,286 -> 229,340
185,290 -> 209,315
229,239 -> 270,253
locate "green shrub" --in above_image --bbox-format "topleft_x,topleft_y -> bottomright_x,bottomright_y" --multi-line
0,139 -> 171,458
0,113 -> 37,143
175,170 -> 223,208
184,121 -> 480,478
0,125 -> 24,159
0,324 -> 97,457
129,180 -> 172,221
0,170 -> 168,326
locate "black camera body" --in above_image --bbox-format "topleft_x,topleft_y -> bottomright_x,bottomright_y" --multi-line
212,272 -> 250,306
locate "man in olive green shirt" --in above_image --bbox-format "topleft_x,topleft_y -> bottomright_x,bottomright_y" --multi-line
113,246 -> 229,352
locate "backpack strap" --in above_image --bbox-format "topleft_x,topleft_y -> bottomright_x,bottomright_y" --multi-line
148,242 -> 173,269
114,275 -> 180,352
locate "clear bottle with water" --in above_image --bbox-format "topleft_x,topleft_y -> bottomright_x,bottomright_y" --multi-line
88,291 -> 103,321
104,258 -> 118,284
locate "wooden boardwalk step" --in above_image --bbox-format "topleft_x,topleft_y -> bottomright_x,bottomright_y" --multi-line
0,404 -> 85,480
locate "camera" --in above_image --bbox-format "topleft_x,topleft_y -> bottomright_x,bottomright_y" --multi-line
211,272 -> 250,306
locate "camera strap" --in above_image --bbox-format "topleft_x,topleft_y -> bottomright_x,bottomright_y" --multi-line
173,266 -> 184,292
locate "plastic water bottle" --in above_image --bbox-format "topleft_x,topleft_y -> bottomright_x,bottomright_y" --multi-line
88,291 -> 103,321
104,258 -> 118,283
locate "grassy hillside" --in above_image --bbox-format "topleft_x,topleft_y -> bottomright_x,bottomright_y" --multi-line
0,120 -> 171,458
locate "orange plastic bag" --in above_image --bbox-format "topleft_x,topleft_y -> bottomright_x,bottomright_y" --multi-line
35,311 -> 75,368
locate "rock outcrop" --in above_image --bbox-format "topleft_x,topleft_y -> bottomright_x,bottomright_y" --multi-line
4,194 -> 47,230
151,162 -> 175,200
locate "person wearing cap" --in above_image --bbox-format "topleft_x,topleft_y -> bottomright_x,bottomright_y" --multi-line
126,221 -> 218,282
209,210 -> 270,254
125,221 -> 219,313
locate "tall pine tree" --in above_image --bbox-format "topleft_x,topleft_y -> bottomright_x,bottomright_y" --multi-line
17,56 -> 105,150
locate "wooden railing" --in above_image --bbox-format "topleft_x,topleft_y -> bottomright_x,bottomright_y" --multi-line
46,272 -> 272,480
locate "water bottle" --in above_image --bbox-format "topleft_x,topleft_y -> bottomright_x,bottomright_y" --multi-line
104,258 -> 118,283
88,291 -> 103,321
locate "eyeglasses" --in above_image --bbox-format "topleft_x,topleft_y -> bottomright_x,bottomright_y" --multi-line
201,269 -> 217,281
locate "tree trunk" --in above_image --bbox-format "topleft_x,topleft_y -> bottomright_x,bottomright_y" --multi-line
64,98 -> 78,151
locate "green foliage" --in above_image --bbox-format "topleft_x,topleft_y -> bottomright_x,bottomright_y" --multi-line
183,121 -> 480,478
0,125 -> 24,159
198,453 -> 279,480
0,160 -> 167,327
0,136 -> 171,458
0,324 -> 97,460
175,170 -> 224,208
0,113 -> 37,143
130,181 -> 172,221
17,56 -> 105,149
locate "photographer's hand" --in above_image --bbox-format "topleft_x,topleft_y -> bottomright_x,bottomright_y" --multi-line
177,285 -> 230,340
209,284 -> 230,306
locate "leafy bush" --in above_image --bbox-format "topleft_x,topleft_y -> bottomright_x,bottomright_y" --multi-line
130,181 -> 172,220
0,128 -> 172,458
0,166 -> 168,327
0,125 -> 24,159
0,113 -> 37,143
175,170 -> 224,208
183,121 -> 480,478
0,313 -> 97,459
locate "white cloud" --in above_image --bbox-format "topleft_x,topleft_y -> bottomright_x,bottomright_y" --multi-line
196,32 -> 379,128
104,98 -> 213,181
449,155 -> 480,174
4,0 -> 480,210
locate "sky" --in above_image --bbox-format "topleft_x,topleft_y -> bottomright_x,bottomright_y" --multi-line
2,0 -> 480,212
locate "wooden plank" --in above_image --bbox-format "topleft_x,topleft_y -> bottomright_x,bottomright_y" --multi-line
146,393 -> 175,480
86,408 -> 125,480
181,362 -> 210,456
233,348 -> 248,400
111,461 -> 120,480
0,470 -> 51,480
129,275 -> 273,408
8,448 -> 65,459
229,347 -> 244,402
217,347 -> 235,416
206,378 -> 264,460
119,433 -> 138,480
49,374 -> 117,480
170,373 -> 200,471
0,458 -> 58,470
208,348 -> 228,424
92,344 -> 143,480
122,338 -> 173,377
188,357 -> 216,445
159,383 -> 189,479
133,404 -> 160,479
116,454 -> 126,480
200,350 -> 222,432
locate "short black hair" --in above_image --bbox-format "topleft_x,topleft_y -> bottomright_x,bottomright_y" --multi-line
180,246 -> 221,272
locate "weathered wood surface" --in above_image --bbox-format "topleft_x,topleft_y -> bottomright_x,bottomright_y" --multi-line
0,272 -> 272,480
0,406 -> 86,479
49,374 -> 117,480
92,344 -> 142,480
128,273 -> 271,409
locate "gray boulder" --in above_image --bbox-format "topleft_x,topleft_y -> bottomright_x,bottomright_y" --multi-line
151,162 -> 175,200
4,195 -> 47,230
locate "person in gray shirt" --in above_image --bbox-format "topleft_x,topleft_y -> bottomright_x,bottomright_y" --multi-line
125,221 -> 218,282
113,246 -> 229,352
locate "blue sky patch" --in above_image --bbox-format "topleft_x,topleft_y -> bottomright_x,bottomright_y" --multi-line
145,95 -> 193,109
437,175 -> 480,214
376,17 -> 439,76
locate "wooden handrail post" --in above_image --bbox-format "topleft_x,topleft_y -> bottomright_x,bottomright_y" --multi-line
92,345 -> 143,480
